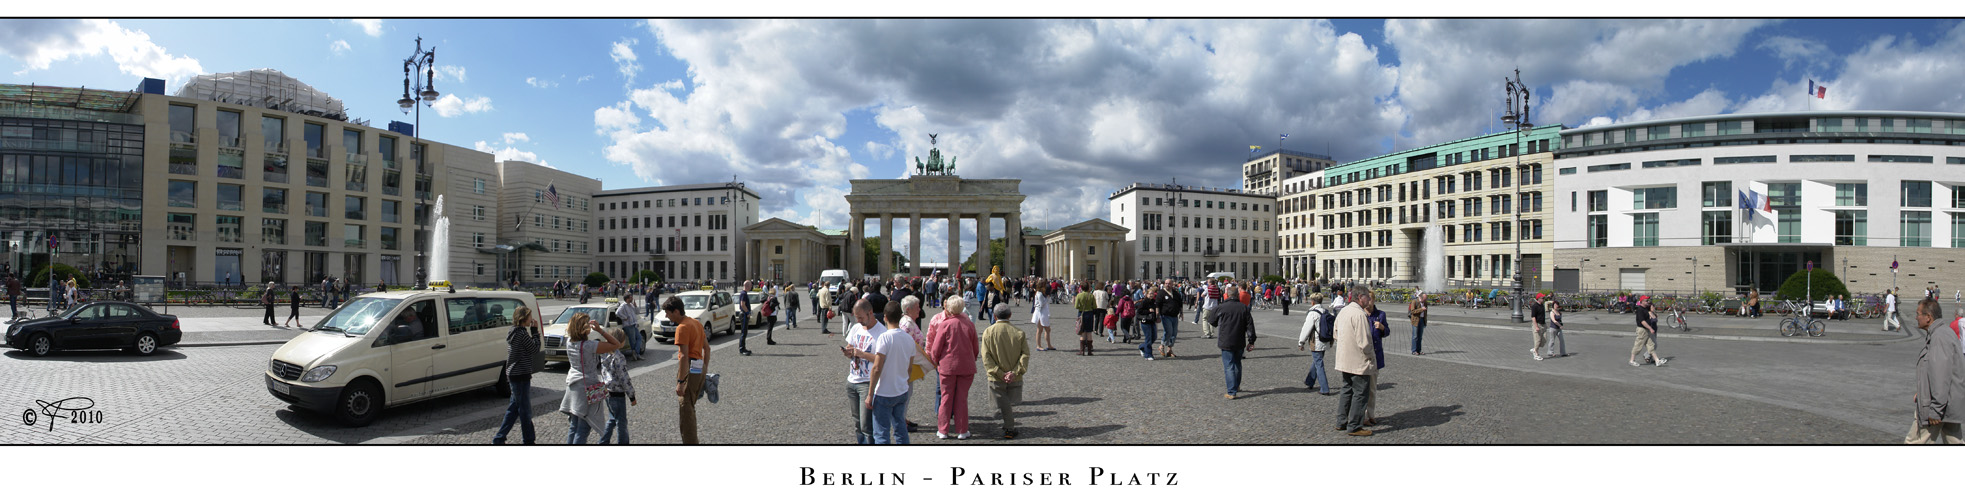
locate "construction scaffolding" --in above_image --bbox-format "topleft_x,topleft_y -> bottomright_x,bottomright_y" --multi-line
175,69 -> 353,123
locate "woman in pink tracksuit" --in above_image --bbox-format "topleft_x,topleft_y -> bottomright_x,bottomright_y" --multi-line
926,297 -> 980,439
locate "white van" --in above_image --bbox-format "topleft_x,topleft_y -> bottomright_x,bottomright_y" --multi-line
819,269 -> 849,294
264,289 -> 537,426
1206,271 -> 1237,281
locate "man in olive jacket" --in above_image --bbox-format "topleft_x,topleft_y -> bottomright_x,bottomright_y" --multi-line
980,303 -> 1030,440
1208,284 -> 1257,399
1333,286 -> 1378,436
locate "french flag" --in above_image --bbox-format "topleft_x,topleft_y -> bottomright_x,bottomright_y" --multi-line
1809,79 -> 1827,99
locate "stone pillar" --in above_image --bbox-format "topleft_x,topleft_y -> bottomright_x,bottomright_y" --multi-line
848,213 -> 865,278
1006,212 -> 1024,279
908,212 -> 922,277
878,214 -> 894,278
1070,243 -> 1083,281
976,212 -> 993,278
947,214 -> 962,279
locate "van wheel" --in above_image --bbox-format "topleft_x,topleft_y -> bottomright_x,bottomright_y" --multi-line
333,379 -> 383,427
492,368 -> 512,397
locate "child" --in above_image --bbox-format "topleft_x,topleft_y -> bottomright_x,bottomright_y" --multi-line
596,326 -> 637,444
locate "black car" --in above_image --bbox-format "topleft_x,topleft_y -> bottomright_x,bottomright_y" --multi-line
5,301 -> 183,357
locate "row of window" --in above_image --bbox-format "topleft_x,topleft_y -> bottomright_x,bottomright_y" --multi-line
1326,138 -> 1554,189
1560,137 -> 1965,160
1136,261 -> 1268,282
589,260 -> 724,281
1583,210 -> 1965,248
1134,235 -> 1269,255
602,213 -> 729,231
1567,117 -> 1965,150
164,180 -> 420,222
598,235 -> 727,254
1576,180 -> 1963,213
1134,195 -> 1272,213
1314,165 -> 1547,212
599,194 -> 739,211
533,188 -> 592,211
165,215 -> 403,250
1135,213 -> 1270,232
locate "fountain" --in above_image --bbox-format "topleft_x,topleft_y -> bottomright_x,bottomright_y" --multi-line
429,195 -> 450,285
1421,224 -> 1446,293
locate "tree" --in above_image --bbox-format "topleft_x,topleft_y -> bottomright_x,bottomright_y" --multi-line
633,270 -> 661,284
960,237 -> 1008,274
861,237 -> 910,275
1775,269 -> 1848,302
583,272 -> 611,288
30,263 -> 91,288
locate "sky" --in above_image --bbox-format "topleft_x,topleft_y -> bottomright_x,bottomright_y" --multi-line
4,18 -> 1965,266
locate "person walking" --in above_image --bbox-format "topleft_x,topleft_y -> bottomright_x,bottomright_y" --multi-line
283,285 -> 304,327
1209,284 -> 1257,400
862,302 -> 918,444
1296,293 -> 1333,395
1545,299 -> 1568,358
927,296 -> 979,439
1907,298 -> 1965,444
262,282 -> 278,325
618,294 -> 645,361
1199,280 -> 1221,338
1886,288 -> 1903,332
1136,288 -> 1161,360
786,284 -> 801,330
596,326 -> 638,444
1159,283 -> 1183,358
840,298 -> 884,443
754,291 -> 779,352
492,305 -> 542,444
737,284 -> 753,354
1114,292 -> 1136,343
646,286 -> 661,324
558,313 -> 622,444
5,273 -> 20,320
1408,293 -> 1428,355
665,296 -> 709,444
1362,291 -> 1389,424
1030,282 -> 1054,351
1530,293 -> 1549,361
1629,296 -> 1665,367
816,284 -> 835,334
897,296 -> 934,434
1747,289 -> 1762,318
1093,283 -> 1112,343
979,303 -> 1030,440
1333,286 -> 1378,436
1073,282 -> 1098,355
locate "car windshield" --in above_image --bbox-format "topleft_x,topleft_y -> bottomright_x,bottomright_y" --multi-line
819,276 -> 845,288
552,307 -> 609,325
680,295 -> 709,310
310,297 -> 403,335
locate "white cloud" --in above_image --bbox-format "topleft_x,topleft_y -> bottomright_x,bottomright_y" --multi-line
1757,35 -> 1830,71
474,140 -> 554,169
525,76 -> 558,88
864,141 -> 895,161
329,39 -> 351,56
435,65 -> 466,83
0,19 -> 204,83
350,19 -> 384,37
576,74 -> 595,84
501,132 -> 530,144
430,94 -> 494,118
610,38 -> 641,85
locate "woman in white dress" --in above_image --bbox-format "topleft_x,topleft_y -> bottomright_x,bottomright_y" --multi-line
1031,282 -> 1054,351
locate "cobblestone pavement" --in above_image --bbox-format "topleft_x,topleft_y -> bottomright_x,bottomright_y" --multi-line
1,298 -> 1913,444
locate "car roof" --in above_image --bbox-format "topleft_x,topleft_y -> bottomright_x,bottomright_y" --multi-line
356,290 -> 535,300
675,290 -> 718,296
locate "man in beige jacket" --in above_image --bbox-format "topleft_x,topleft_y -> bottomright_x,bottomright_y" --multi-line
1332,286 -> 1378,437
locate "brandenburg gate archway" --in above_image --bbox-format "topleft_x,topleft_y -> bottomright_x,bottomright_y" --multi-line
844,174 -> 1026,279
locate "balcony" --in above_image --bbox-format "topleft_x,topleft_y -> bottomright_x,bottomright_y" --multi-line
346,153 -> 368,166
263,142 -> 289,156
217,164 -> 244,179
216,136 -> 244,153
0,138 -> 108,154
344,238 -> 366,249
169,130 -> 195,147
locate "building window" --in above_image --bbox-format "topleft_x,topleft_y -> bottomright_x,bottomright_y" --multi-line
1587,190 -> 1608,212
1790,154 -> 1854,163
216,215 -> 243,243
344,224 -> 365,249
1717,121 -> 1742,135
262,218 -> 286,245
1633,186 -> 1677,210
380,227 -> 400,250
215,183 -> 243,211
474,178 -> 486,194
1632,213 -> 1659,247
1834,211 -> 1867,246
1647,125 -> 1672,140
304,221 -> 326,247
303,122 -> 325,158
305,192 -> 327,217
1587,214 -> 1608,248
1695,211 -> 1728,245
1903,212 -> 1932,247
1586,163 -> 1630,173
1953,213 -> 1965,248
1768,182 -> 1801,243
378,200 -> 398,224
169,180 -> 196,208
1871,155 -> 1933,163
262,188 -> 288,214
345,196 -> 366,220
1902,181 -> 1932,207
167,213 -> 195,241
1714,155 -> 1776,164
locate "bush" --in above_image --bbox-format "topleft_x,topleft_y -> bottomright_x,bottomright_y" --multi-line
1775,269 -> 1847,302
583,272 -> 611,288
29,263 -> 91,288
633,270 -> 661,284
1260,274 -> 1285,284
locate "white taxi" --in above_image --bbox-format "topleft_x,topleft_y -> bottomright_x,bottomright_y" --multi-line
541,298 -> 626,364
652,289 -> 735,342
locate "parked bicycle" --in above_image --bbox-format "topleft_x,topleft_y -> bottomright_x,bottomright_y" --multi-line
1778,300 -> 1826,337
1662,303 -> 1692,332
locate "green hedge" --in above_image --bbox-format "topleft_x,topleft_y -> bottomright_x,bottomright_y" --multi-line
1775,269 -> 1848,302
583,272 -> 611,288
29,263 -> 91,288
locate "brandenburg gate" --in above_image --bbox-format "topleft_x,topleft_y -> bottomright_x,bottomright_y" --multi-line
842,136 -> 1027,279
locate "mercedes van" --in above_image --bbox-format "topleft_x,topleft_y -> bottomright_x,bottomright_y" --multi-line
264,288 -> 537,426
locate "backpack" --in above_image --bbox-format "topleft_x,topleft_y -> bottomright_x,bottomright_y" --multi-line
1317,306 -> 1338,343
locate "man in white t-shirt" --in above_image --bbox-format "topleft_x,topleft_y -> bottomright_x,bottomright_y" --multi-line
839,299 -> 884,444
617,295 -> 644,361
1885,288 -> 1901,332
863,302 -> 917,444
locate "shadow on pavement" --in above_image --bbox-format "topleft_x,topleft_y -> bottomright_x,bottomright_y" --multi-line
1021,396 -> 1101,406
1372,404 -> 1465,435
3,349 -> 189,363
1007,423 -> 1125,440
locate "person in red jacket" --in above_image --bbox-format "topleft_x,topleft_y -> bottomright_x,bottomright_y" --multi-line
926,296 -> 979,439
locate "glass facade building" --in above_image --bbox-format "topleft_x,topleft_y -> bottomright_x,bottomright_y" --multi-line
0,88 -> 146,283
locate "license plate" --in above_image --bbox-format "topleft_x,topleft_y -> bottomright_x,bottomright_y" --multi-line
271,380 -> 292,395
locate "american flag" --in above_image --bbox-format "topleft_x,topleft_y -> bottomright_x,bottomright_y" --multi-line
545,183 -> 561,207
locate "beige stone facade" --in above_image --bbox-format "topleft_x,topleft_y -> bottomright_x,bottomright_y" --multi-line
496,161 -> 599,285
741,217 -> 848,283
1040,219 -> 1130,282
593,182 -> 759,284
843,175 -> 1026,279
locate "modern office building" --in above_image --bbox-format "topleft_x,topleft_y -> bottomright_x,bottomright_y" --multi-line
1312,125 -> 1561,289
1241,149 -> 1335,196
1108,182 -> 1277,280
1552,111 -> 1965,294
0,84 -> 146,280
592,181 -> 758,284
496,160 -> 599,285
1276,169 -> 1323,280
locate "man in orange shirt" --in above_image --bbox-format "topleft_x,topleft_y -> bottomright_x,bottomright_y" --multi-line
665,296 -> 710,444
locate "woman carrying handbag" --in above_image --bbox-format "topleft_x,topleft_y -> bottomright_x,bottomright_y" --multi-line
558,313 -> 623,444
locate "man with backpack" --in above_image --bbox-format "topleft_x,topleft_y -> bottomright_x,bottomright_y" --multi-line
1297,293 -> 1334,395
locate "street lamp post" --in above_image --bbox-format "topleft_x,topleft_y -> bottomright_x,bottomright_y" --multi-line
1168,178 -> 1181,280
1503,69 -> 1532,323
397,36 -> 440,289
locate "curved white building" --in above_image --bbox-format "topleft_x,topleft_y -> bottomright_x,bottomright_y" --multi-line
1552,111 -> 1965,295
